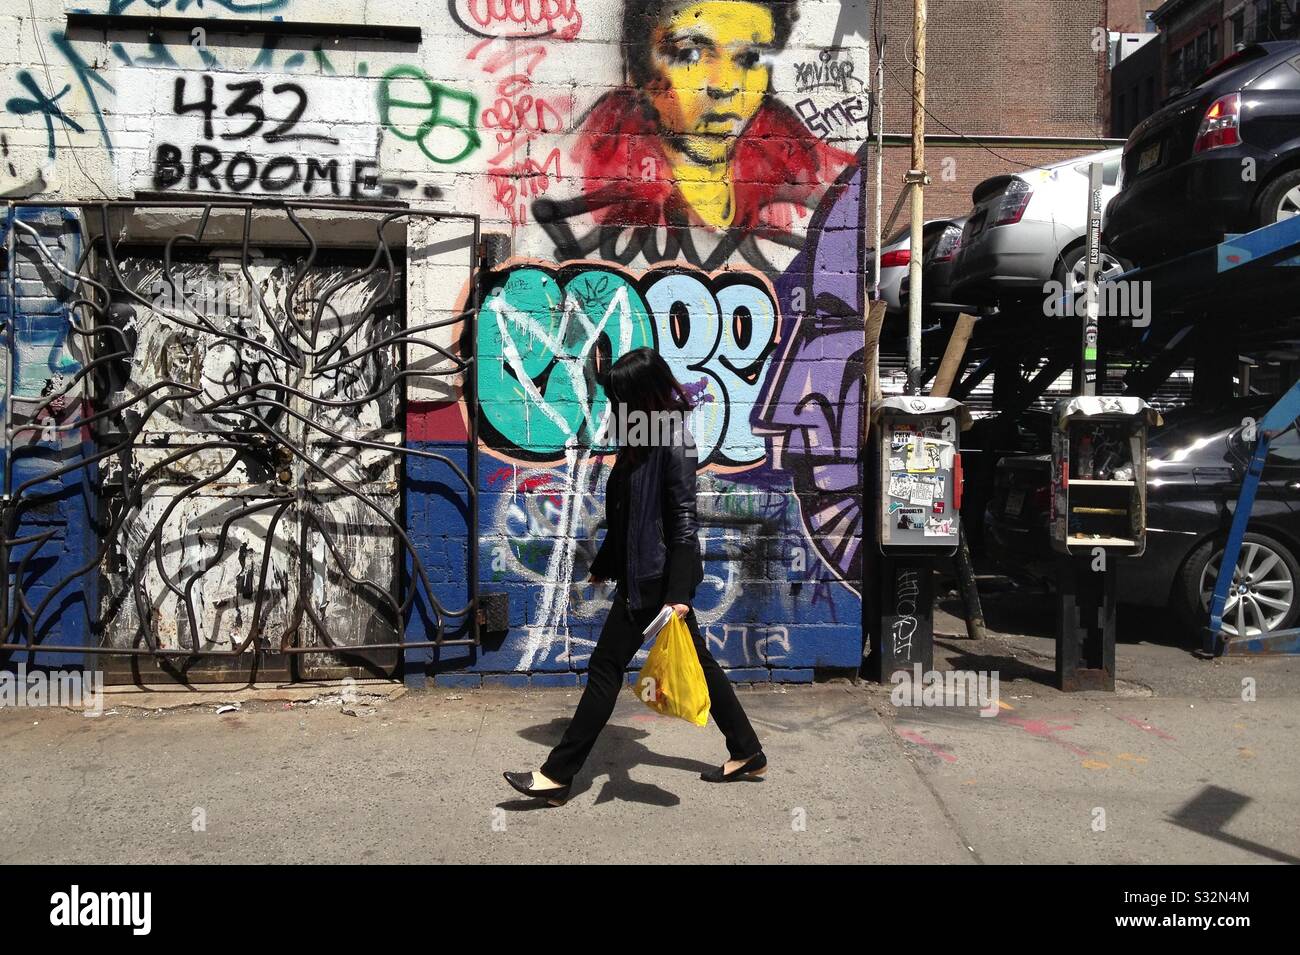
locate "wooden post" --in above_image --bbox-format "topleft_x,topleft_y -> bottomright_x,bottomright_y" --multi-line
930,312 -> 976,398
930,313 -> 987,641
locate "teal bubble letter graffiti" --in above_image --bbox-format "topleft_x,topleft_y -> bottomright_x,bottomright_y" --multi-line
478,267 -> 654,458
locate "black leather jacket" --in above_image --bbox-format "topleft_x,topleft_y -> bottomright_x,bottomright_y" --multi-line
589,427 -> 704,612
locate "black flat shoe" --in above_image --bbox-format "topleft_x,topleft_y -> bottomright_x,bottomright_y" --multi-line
503,771 -> 571,805
700,751 -> 767,783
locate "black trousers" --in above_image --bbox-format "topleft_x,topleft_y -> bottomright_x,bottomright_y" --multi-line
540,592 -> 763,785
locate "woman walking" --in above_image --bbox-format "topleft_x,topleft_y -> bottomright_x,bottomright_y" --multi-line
504,348 -> 765,806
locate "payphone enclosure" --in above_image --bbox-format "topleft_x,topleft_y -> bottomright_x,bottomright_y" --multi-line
873,396 -> 971,557
1050,396 -> 1161,557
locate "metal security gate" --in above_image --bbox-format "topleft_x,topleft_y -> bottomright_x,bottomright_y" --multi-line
1,202 -> 483,684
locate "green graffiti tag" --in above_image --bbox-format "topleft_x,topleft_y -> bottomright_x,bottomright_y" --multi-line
378,66 -> 480,165
477,266 -> 655,458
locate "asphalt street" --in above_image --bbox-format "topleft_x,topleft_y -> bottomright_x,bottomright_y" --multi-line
3,610 -> 1297,864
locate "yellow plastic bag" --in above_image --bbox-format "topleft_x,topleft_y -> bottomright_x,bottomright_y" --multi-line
633,613 -> 711,726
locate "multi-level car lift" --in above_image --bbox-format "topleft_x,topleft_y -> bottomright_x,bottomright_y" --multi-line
1108,215 -> 1300,657
1205,376 -> 1300,655
919,213 -> 1300,661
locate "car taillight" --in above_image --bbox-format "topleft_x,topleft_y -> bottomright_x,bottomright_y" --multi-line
1031,485 -> 1051,515
992,179 -> 1033,225
932,225 -> 963,262
880,249 -> 911,268
1193,92 -> 1241,153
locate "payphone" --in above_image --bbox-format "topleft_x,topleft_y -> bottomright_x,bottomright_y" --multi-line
868,397 -> 969,682
875,396 -> 968,556
1050,396 -> 1156,556
1049,396 -> 1160,691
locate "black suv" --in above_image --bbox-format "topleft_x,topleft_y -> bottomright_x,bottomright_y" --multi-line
1105,42 -> 1300,266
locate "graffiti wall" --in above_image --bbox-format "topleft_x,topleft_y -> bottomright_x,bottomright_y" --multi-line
1,0 -> 874,681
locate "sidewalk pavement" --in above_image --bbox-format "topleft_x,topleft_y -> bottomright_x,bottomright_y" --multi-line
1,631 -> 1297,864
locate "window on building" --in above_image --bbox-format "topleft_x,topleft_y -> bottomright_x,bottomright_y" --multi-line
1230,9 -> 1247,48
1252,0 -> 1298,40
1280,0 -> 1298,38
1251,0 -> 1267,41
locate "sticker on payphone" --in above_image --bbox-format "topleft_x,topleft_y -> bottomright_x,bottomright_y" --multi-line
895,507 -> 926,531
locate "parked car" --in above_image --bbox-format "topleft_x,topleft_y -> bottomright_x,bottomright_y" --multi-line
1105,42 -> 1300,267
874,219 -> 962,314
898,217 -> 968,313
950,148 -> 1129,308
984,397 -> 1300,640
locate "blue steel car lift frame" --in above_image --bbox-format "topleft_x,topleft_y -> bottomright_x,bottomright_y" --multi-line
1204,379 -> 1300,655
1109,213 -> 1300,657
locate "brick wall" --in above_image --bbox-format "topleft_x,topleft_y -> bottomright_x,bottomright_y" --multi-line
871,1 -> 1112,229
879,0 -> 1108,139
0,0 -> 1110,685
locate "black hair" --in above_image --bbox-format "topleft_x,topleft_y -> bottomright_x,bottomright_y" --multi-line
605,347 -> 693,419
622,0 -> 799,87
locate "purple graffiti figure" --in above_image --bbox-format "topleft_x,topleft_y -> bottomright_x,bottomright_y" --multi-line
754,152 -> 867,592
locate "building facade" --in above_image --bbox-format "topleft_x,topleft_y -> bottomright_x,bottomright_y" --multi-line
876,0 -> 1115,225
0,0 -> 1118,687
1113,0 -> 1300,137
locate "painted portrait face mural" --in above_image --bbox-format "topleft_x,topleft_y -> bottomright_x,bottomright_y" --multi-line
554,0 -> 853,252
643,0 -> 776,226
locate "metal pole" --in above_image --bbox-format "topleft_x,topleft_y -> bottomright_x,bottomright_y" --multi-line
1081,161 -> 1104,396
873,2 -> 885,298
2,204 -> 13,647
905,0 -> 927,395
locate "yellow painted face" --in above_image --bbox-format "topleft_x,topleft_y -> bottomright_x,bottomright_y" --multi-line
647,0 -> 776,166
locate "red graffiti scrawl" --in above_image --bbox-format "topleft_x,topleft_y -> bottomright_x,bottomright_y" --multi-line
452,0 -> 584,40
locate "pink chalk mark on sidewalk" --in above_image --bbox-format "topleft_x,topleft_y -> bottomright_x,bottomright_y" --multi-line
899,729 -> 958,763
1117,715 -> 1176,741
999,716 -> 1091,757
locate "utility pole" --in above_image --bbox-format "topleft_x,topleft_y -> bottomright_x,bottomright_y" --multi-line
905,0 -> 928,395
1081,161 -> 1104,396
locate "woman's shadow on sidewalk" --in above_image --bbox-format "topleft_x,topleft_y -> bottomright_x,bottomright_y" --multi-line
497,719 -> 721,810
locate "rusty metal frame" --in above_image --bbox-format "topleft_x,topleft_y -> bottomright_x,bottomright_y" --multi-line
0,199 -> 482,666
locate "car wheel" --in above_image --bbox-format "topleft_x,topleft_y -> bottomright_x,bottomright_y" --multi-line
1053,244 -> 1132,295
1178,532 -> 1300,638
1255,169 -> 1300,228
